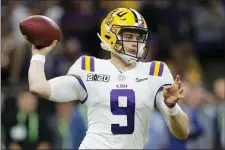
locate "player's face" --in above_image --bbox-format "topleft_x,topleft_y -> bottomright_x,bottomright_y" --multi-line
121,32 -> 145,56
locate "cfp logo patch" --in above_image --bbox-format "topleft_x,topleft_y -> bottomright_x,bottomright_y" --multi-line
87,73 -> 110,82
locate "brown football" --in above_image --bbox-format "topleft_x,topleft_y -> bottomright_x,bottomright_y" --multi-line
19,15 -> 62,49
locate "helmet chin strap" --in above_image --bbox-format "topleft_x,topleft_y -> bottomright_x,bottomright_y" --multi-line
97,33 -> 137,64
119,54 -> 137,64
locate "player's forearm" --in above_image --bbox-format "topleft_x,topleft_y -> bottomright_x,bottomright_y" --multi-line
29,58 -> 50,99
167,107 -> 189,140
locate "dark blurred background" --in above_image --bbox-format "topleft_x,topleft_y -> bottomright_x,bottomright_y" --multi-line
1,0 -> 225,149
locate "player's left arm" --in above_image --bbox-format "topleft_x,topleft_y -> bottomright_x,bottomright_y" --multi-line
155,64 -> 189,140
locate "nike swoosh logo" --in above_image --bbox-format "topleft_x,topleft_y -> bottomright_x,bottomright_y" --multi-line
135,78 -> 148,82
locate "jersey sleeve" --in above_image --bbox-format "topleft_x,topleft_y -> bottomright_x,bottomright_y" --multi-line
49,75 -> 87,103
48,56 -> 88,103
151,61 -> 175,108
67,55 -> 95,76
149,61 -> 174,85
154,62 -> 183,120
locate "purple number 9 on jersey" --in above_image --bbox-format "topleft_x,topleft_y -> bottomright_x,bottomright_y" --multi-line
110,89 -> 135,134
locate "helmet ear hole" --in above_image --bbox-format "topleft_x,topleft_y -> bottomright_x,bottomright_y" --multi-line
111,42 -> 113,45
105,35 -> 111,40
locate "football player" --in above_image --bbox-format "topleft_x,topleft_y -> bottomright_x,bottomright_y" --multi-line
28,8 -> 189,149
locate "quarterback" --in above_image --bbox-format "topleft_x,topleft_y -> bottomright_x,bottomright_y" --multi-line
29,8 -> 189,149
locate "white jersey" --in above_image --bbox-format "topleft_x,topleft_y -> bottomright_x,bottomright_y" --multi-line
49,55 -> 174,149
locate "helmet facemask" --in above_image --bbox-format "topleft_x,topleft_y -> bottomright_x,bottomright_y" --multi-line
111,25 -> 150,61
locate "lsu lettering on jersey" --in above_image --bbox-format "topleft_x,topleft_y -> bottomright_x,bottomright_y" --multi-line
67,55 -> 174,149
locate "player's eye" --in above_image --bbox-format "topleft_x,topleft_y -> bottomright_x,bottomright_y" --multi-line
138,34 -> 146,42
136,36 -> 141,41
123,34 -> 133,40
122,33 -> 145,42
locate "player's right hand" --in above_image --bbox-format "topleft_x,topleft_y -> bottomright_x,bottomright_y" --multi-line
31,40 -> 58,56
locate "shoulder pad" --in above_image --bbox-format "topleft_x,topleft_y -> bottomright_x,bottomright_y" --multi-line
149,61 -> 165,77
81,55 -> 95,72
